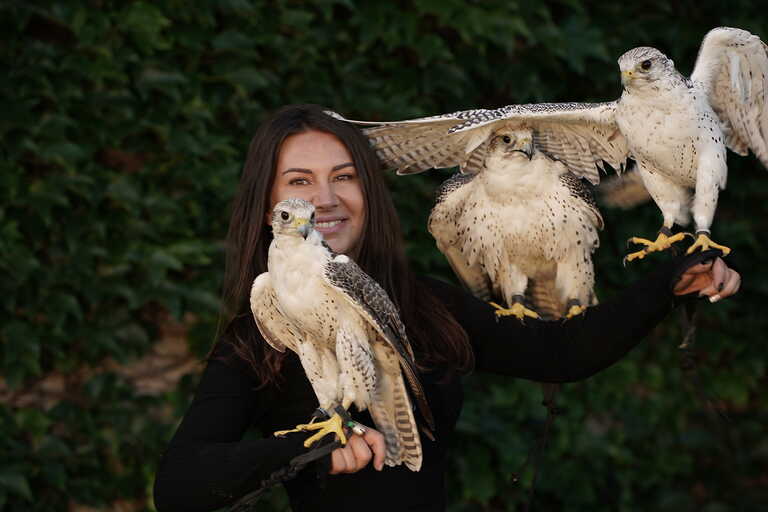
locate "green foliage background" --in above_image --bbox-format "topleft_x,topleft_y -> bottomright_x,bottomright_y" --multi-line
2,0 -> 766,510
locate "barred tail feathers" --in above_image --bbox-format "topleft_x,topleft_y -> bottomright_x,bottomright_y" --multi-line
370,344 -> 423,471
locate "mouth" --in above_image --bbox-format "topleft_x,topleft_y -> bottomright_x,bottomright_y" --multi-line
314,217 -> 347,234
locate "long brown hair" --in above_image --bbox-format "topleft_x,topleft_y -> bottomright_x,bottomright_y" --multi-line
221,104 -> 473,387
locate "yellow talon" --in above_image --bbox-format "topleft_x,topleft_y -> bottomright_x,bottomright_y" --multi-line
565,304 -> 586,319
686,233 -> 731,256
489,301 -> 540,321
274,412 -> 347,448
624,231 -> 688,263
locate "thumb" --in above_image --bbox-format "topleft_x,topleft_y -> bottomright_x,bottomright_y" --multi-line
363,428 -> 386,471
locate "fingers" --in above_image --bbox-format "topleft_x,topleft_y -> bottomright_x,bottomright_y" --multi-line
674,271 -> 711,295
347,435 -> 373,471
711,268 -> 741,303
673,261 -> 714,295
683,261 -> 715,274
327,423 -> 386,474
362,428 -> 386,471
673,257 -> 742,302
696,258 -> 727,298
329,443 -> 358,474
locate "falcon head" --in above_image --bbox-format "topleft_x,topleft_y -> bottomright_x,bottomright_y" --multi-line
618,46 -> 676,90
488,128 -> 533,163
271,198 -> 316,239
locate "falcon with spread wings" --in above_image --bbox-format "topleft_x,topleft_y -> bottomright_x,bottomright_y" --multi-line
250,198 -> 434,471
334,26 -> 768,263
427,128 -> 602,320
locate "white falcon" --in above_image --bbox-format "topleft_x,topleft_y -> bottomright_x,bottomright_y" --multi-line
250,198 -> 434,471
333,26 -> 768,262
427,128 -> 603,320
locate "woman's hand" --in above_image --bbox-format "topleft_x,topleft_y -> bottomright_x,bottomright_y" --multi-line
329,424 -> 386,474
673,256 -> 741,302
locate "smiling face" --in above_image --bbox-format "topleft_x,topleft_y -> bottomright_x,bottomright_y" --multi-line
269,130 -> 365,255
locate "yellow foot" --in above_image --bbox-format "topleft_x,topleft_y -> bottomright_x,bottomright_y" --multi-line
564,304 -> 586,319
489,301 -> 540,321
274,413 -> 347,448
686,233 -> 731,256
624,231 -> 689,263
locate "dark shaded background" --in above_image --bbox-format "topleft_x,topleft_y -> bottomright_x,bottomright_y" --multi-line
1,1 -> 766,510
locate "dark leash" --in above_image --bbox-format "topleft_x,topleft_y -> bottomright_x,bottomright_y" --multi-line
678,299 -> 732,425
227,437 -> 342,512
509,382 -> 561,512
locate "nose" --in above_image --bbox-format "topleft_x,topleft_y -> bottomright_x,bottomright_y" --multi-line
312,180 -> 339,210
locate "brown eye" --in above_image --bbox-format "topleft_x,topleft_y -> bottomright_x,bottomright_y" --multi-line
502,135 -> 512,144
641,60 -> 652,70
281,211 -> 289,221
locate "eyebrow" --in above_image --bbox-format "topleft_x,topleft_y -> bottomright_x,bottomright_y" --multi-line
282,162 -> 355,175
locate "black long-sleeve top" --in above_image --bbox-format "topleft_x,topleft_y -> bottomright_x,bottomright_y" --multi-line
154,257 -> 698,512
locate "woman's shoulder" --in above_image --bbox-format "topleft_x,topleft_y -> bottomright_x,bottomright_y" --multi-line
207,314 -> 262,374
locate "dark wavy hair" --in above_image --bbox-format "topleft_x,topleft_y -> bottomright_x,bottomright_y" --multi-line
220,104 -> 473,387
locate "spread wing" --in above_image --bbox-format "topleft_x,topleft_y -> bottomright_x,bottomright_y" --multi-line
249,272 -> 302,353
691,27 -> 768,167
322,255 -> 435,431
332,102 -> 628,185
329,109 -> 495,176
449,102 -> 629,185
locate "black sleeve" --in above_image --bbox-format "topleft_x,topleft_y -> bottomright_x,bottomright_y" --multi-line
425,251 -> 720,383
153,341 -> 312,512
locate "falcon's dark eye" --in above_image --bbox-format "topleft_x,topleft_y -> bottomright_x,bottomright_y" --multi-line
280,211 -> 290,221
641,59 -> 652,71
502,135 -> 512,144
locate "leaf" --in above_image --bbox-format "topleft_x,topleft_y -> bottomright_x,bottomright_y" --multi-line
0,471 -> 32,501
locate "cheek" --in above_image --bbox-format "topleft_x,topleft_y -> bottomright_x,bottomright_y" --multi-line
339,183 -> 365,220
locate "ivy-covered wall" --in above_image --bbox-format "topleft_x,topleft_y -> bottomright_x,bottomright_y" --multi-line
2,1 -> 766,510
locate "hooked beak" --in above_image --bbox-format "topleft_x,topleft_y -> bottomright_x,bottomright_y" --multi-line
514,137 -> 533,160
620,70 -> 634,86
293,217 -> 312,239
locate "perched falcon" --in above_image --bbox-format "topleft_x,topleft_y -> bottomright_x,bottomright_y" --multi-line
427,128 -> 602,320
250,198 -> 434,471
332,26 -> 768,262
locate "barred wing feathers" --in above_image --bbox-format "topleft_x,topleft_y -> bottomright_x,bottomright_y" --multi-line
333,103 -> 628,184
450,102 -> 630,185
322,255 -> 435,433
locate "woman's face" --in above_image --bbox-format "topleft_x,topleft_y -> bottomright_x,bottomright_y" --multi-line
269,130 -> 365,255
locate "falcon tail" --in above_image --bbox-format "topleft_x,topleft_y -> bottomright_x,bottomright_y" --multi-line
526,274 -> 564,321
395,349 -> 436,435
369,354 -> 424,471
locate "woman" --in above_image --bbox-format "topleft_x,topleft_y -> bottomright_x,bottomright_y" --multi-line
153,104 -> 740,512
